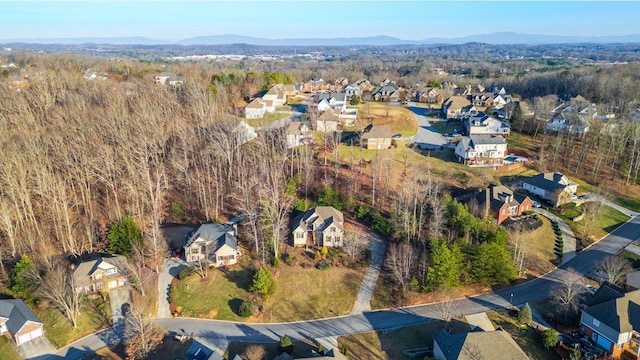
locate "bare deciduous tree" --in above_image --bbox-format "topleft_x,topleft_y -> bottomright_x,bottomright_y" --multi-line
243,344 -> 267,360
124,306 -> 165,359
29,260 -> 82,327
596,256 -> 632,286
386,242 -> 415,291
343,232 -> 366,260
553,269 -> 586,316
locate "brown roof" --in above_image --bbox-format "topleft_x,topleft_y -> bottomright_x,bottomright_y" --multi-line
362,125 -> 392,139
434,329 -> 529,360
318,109 -> 340,122
246,98 -> 265,109
444,96 -> 471,111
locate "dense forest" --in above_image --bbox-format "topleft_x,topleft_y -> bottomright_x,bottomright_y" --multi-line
1,51 -> 640,300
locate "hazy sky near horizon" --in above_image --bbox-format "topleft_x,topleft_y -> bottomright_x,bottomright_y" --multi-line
1,1 -> 638,40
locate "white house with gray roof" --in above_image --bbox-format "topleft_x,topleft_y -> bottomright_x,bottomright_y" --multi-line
0,299 -> 44,346
513,172 -> 577,207
454,135 -> 507,167
184,217 -> 243,267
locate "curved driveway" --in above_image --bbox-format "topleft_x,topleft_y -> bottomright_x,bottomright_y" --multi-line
532,208 -> 577,264
156,215 -> 640,343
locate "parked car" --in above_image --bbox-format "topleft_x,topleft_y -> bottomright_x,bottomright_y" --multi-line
392,133 -> 402,139
121,303 -> 131,316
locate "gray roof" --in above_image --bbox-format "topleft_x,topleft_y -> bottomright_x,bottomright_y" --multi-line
73,255 -> 128,288
433,329 -> 529,360
184,223 -> 238,252
520,172 -> 574,193
294,206 -> 344,233
0,299 -> 42,335
469,134 -> 506,146
584,289 -> 640,333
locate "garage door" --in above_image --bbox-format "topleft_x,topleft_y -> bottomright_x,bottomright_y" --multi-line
18,332 -> 31,345
108,280 -> 117,289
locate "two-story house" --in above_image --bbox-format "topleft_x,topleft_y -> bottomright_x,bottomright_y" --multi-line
183,216 -> 244,267
291,206 -> 344,248
371,85 -> 401,102
468,184 -> 532,225
317,93 -> 347,113
513,172 -> 577,207
465,113 -> 511,138
262,86 -> 287,107
360,124 -> 392,150
442,96 -> 478,119
580,285 -> 640,359
72,255 -> 128,293
454,135 -> 507,167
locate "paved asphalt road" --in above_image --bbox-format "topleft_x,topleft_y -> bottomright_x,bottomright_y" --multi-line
156,215 -> 640,344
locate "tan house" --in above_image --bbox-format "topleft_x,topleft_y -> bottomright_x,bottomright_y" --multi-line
262,86 -> 287,107
184,218 -> 243,267
454,135 -> 507,167
361,124 -> 392,150
315,108 -> 342,133
442,96 -> 477,119
0,299 -> 44,346
417,87 -> 445,104
292,206 -> 344,248
286,121 -> 313,148
73,255 -> 129,294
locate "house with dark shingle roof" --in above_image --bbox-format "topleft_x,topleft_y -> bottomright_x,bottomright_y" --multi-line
291,206 -> 344,248
433,329 -> 529,360
0,299 -> 44,346
580,287 -> 640,358
72,255 -> 129,294
467,184 -> 532,225
184,216 -> 244,267
513,172 -> 577,207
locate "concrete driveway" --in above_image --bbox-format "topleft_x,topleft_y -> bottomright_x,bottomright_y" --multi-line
109,286 -> 132,325
405,106 -> 449,150
157,257 -> 189,318
15,333 -> 56,360
350,232 -> 386,314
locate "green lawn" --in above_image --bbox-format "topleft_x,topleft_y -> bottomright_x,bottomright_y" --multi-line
563,204 -> 630,245
510,215 -> 558,276
0,336 -> 22,360
430,120 -> 464,135
615,195 -> 640,213
172,261 -> 364,322
35,297 -> 111,348
245,111 -> 290,128
487,310 -> 560,360
338,320 -> 469,360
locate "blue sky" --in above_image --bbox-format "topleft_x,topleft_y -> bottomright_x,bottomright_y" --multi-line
1,1 -> 638,40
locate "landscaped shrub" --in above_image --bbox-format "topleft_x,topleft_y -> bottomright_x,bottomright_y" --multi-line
316,260 -> 332,270
284,253 -> 295,265
272,256 -> 281,268
178,266 -> 196,280
279,336 -> 294,354
239,300 -> 253,317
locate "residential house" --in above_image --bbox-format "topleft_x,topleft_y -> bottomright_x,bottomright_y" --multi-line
263,86 -> 287,107
492,94 -> 507,109
154,71 -> 174,85
0,299 -> 44,346
344,84 -> 362,99
372,85 -> 401,102
184,217 -> 243,267
334,78 -> 348,88
286,121 -> 313,148
72,255 -> 129,294
468,184 -> 532,225
433,329 -> 529,360
245,98 -> 267,119
442,96 -> 477,119
317,93 -> 347,112
291,206 -> 344,248
579,286 -> 640,358
546,112 -> 589,137
465,113 -> 511,138
303,78 -> 329,93
417,87 -> 445,104
315,108 -> 342,133
513,172 -> 577,207
454,135 -> 507,167
361,124 -> 393,150
470,92 -> 494,107
355,79 -> 374,93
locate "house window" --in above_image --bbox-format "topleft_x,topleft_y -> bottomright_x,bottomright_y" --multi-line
593,319 -> 600,327
331,227 -> 336,232
501,209 -> 506,215
106,268 -> 116,275
297,232 -> 304,238
95,274 -> 103,280
96,283 -> 103,290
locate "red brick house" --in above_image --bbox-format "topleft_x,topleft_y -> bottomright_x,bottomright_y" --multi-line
469,184 -> 532,225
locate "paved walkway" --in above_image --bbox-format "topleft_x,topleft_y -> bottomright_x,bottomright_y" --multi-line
157,257 -> 189,318
350,232 -> 386,315
465,312 -> 495,332
532,208 -> 577,265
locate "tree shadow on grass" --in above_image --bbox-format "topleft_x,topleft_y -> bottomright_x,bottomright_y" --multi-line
222,267 -> 253,291
228,298 -> 244,316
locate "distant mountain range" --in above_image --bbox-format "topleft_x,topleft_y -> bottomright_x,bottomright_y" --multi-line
3,32 -> 640,46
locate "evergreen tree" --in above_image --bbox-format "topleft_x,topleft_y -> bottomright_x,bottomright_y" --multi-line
108,215 -> 143,257
471,242 -> 516,285
11,255 -> 35,298
518,303 -> 532,324
542,328 -> 559,349
425,239 -> 462,290
350,94 -> 360,105
251,267 -> 276,301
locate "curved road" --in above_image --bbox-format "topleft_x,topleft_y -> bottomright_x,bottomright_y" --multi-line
156,215 -> 640,343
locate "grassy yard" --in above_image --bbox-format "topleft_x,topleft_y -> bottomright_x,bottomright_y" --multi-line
430,120 -> 464,135
245,111 -> 290,128
338,320 -> 469,360
487,310 -> 560,360
172,260 -> 364,322
35,297 -> 111,348
354,103 -> 418,136
0,336 -> 22,360
507,215 -> 558,276
559,204 -> 630,245
615,195 -> 640,213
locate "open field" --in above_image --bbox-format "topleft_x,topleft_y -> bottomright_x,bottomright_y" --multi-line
172,258 -> 364,322
353,103 -> 419,136
337,320 -> 469,360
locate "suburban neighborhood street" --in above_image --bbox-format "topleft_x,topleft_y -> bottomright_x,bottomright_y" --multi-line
405,105 -> 449,150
